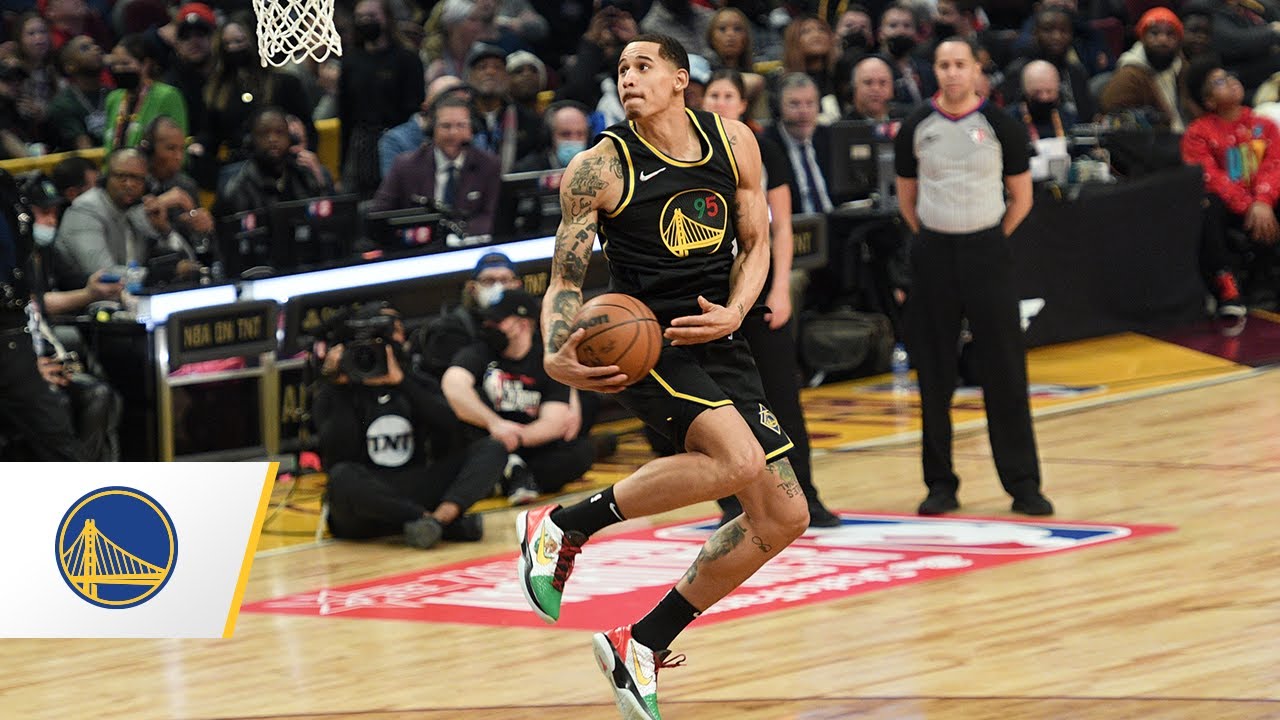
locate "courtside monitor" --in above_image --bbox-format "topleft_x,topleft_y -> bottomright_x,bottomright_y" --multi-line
268,194 -> 360,273
494,168 -> 565,241
216,208 -> 271,278
363,206 -> 445,254
828,120 -> 896,203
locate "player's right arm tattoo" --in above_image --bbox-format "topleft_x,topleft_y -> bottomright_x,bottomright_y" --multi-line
546,154 -> 611,352
684,519 -> 747,585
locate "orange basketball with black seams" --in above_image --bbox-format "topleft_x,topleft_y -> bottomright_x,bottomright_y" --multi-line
572,293 -> 662,386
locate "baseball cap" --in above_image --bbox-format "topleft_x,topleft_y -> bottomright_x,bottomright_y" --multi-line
506,50 -> 547,88
473,251 -> 516,278
484,289 -> 538,321
175,3 -> 215,29
467,43 -> 507,69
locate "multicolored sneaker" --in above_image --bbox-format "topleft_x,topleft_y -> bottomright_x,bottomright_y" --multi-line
592,625 -> 685,720
515,505 -> 584,623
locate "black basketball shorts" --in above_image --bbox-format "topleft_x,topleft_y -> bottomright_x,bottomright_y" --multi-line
617,334 -> 793,461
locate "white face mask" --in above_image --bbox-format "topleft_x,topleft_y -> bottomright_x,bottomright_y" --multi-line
33,224 -> 56,246
475,283 -> 506,308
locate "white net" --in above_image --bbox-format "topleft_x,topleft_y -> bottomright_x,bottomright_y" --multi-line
252,0 -> 342,67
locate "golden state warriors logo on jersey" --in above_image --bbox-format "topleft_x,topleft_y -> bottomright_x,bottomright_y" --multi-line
660,189 -> 728,257
55,487 -> 177,609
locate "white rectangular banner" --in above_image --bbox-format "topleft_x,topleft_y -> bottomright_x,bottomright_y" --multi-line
0,462 -> 276,638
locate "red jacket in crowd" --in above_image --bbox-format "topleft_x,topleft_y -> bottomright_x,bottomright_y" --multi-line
1182,106 -> 1280,215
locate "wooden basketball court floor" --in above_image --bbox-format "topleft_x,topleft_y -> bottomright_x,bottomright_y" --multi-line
4,324 -> 1280,719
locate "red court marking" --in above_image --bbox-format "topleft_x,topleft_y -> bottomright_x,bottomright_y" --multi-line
244,513 -> 1174,630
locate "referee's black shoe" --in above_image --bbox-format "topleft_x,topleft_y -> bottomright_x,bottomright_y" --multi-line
807,499 -> 842,527
917,491 -> 960,515
1011,492 -> 1054,516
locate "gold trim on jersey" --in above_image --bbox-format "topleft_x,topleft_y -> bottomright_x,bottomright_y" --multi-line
600,130 -> 635,218
765,441 -> 795,461
660,189 -> 728,257
713,112 -> 739,185
628,108 -> 714,168
650,369 -> 734,407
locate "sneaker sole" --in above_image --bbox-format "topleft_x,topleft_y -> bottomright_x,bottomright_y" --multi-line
515,510 -> 557,625
508,488 -> 540,506
591,633 -> 655,720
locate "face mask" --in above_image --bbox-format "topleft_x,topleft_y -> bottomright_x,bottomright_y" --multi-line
224,48 -> 254,67
112,70 -> 140,91
1146,48 -> 1176,72
475,283 -> 506,308
886,34 -> 915,58
933,22 -> 956,40
480,324 -> 509,354
555,141 -> 585,167
354,21 -> 383,43
1027,99 -> 1057,124
33,224 -> 56,246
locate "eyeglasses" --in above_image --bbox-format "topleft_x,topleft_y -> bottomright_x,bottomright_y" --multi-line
1208,72 -> 1240,89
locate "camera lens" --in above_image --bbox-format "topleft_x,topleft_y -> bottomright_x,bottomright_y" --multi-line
350,344 -> 379,374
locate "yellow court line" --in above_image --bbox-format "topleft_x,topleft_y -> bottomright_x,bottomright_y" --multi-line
224,462 -> 279,637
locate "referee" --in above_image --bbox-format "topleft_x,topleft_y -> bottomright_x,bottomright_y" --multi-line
893,37 -> 1053,517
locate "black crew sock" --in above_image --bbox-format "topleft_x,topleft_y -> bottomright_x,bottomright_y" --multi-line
549,486 -> 625,538
631,588 -> 701,652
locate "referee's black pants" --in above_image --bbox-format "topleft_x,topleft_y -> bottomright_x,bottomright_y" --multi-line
0,325 -> 85,461
906,226 -> 1041,498
739,313 -> 819,501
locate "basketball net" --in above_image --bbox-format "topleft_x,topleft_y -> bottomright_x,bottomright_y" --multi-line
252,0 -> 342,67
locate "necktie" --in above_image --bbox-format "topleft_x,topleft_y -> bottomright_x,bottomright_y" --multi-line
801,143 -> 825,214
443,163 -> 459,207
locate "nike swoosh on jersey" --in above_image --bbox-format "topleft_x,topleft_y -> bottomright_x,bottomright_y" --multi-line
639,167 -> 666,182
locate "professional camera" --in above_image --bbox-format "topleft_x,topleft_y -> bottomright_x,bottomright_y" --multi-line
338,313 -> 397,382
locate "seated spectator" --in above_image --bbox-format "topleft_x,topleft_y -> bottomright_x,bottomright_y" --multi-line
684,53 -> 712,110
102,33 -> 188,152
0,58 -> 37,159
1183,57 -> 1274,327
506,50 -> 546,115
378,76 -> 469,178
847,55 -> 904,125
641,0 -> 713,58
312,302 -> 489,549
706,6 -> 766,109
370,94 -> 500,235
1181,1 -> 1216,69
160,3 -> 216,135
52,148 -> 197,289
553,1 -> 638,126
441,289 -> 595,504
1015,59 -> 1075,140
779,15 -> 841,124
45,0 -> 114,52
213,107 -> 333,218
467,43 -> 541,173
1208,0 -> 1280,95
1099,8 -> 1190,132
412,251 -> 526,380
11,12 -> 58,147
46,35 -> 108,151
50,155 -> 99,209
878,3 -> 937,106
1011,0 -> 1111,75
1002,7 -> 1096,124
513,100 -> 589,173
763,72 -> 835,214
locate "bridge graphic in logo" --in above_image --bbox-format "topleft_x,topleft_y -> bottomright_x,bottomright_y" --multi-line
55,487 -> 177,609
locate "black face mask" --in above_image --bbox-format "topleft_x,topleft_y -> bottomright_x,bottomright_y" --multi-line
1027,99 -> 1058,124
933,22 -> 957,40
480,325 -> 509,354
112,70 -> 140,91
354,21 -> 383,43
886,34 -> 916,58
1146,48 -> 1177,72
224,48 -> 255,68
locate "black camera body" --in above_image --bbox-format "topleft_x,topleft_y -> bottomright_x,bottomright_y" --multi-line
338,313 -> 397,383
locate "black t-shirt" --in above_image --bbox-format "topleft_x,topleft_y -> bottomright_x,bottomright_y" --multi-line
453,341 -> 570,425
312,376 -> 456,472
596,108 -> 740,325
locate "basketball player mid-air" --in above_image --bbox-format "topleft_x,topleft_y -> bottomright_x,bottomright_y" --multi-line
516,33 -> 810,720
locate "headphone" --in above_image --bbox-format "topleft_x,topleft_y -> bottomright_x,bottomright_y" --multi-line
422,86 -> 486,139
136,115 -> 168,158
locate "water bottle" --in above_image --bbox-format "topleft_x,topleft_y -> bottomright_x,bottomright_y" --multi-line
890,342 -> 910,396
123,261 -> 146,294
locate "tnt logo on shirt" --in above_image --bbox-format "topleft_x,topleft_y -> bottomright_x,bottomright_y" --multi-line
482,366 -> 543,417
366,414 -> 414,467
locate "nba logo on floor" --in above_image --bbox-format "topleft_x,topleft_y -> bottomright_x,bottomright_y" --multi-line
55,487 -> 178,609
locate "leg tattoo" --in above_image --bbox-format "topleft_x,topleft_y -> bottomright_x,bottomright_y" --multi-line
768,459 -> 802,499
683,519 -> 747,585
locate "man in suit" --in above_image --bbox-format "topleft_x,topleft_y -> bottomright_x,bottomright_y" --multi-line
764,72 -> 836,215
370,94 -> 502,237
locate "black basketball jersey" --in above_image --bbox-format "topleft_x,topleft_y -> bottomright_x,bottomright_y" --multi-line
596,108 -> 740,325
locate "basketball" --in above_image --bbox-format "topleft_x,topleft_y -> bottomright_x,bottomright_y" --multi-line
572,293 -> 662,385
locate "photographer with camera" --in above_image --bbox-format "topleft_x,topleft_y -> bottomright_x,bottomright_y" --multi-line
0,168 -> 84,461
441,289 -> 595,505
213,107 -> 333,219
312,302 -> 500,549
